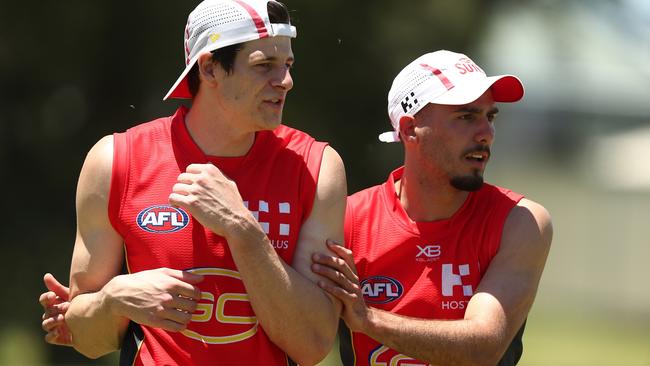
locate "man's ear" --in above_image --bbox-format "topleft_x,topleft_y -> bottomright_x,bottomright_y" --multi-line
197,52 -> 221,86
398,115 -> 417,143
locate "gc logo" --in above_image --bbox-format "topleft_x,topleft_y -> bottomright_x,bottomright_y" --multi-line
369,345 -> 429,366
181,267 -> 258,344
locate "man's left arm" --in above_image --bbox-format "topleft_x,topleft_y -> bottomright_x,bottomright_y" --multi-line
314,198 -> 552,366
170,146 -> 346,366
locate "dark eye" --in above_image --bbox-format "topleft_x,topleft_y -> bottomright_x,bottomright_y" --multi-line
487,113 -> 497,122
459,114 -> 474,121
255,63 -> 272,71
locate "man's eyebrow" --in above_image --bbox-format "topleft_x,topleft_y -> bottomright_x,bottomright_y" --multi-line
452,106 -> 500,114
251,55 -> 295,63
453,106 -> 481,114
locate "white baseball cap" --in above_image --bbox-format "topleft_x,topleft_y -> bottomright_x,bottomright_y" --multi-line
163,0 -> 297,100
380,50 -> 524,143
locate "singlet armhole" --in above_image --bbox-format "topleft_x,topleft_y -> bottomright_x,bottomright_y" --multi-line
108,132 -> 129,237
343,200 -> 355,250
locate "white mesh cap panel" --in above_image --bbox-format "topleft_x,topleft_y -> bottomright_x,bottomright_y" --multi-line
387,60 -> 435,133
164,0 -> 298,100
185,2 -> 249,62
389,68 -> 430,118
194,3 -> 246,28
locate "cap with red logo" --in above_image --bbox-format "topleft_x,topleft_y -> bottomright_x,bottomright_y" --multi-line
380,50 -> 524,143
163,0 -> 297,100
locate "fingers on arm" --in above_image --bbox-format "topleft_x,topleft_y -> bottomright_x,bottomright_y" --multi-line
44,273 -> 70,300
312,252 -> 359,288
39,291 -> 57,307
325,240 -> 357,273
45,330 -> 72,346
42,314 -> 64,331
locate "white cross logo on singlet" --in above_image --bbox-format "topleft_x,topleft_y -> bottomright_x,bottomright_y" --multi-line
243,200 -> 291,236
441,263 -> 473,297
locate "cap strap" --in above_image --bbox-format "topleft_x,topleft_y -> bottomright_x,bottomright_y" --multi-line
378,131 -> 400,143
269,23 -> 297,38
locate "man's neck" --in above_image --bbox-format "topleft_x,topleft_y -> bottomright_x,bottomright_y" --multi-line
185,100 -> 255,157
397,164 -> 469,222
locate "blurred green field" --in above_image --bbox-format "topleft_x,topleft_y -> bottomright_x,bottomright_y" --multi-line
3,311 -> 648,366
520,311 -> 650,366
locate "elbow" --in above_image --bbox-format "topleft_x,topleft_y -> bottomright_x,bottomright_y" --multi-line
71,331 -> 121,360
282,332 -> 336,366
73,345 -> 116,360
461,341 -> 509,366
68,321 -> 122,360
289,348 -> 330,366
80,351 -> 107,360
464,353 -> 502,366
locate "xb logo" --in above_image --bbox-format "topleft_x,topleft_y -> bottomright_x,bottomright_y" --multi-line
416,244 -> 441,262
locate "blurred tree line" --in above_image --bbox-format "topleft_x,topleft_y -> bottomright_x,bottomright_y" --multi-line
0,0 -> 501,363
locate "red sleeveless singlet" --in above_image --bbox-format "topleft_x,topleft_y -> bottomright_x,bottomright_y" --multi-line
108,106 -> 327,365
340,167 -> 523,365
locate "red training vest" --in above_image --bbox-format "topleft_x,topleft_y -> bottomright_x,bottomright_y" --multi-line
108,106 -> 326,365
341,167 -> 523,366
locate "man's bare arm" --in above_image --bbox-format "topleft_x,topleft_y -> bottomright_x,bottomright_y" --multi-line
65,135 -> 131,358
65,136 -> 203,359
170,146 -> 346,365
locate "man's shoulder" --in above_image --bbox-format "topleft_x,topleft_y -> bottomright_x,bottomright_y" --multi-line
480,183 -> 551,226
510,198 -> 552,228
501,196 -> 553,256
271,124 -> 318,146
479,182 -> 525,206
124,114 -> 174,135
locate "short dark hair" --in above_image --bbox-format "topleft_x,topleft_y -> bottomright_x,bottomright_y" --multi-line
187,1 -> 291,98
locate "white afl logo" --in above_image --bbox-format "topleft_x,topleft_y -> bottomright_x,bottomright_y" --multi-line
136,205 -> 189,233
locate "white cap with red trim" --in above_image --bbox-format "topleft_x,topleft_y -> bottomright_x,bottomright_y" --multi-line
163,0 -> 297,100
380,50 -> 524,143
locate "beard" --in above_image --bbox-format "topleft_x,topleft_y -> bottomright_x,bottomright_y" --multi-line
450,170 -> 484,191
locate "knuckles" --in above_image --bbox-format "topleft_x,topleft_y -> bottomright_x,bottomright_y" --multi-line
179,312 -> 193,324
169,322 -> 186,332
187,299 -> 199,312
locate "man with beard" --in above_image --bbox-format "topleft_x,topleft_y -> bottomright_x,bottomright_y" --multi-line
311,50 -> 552,365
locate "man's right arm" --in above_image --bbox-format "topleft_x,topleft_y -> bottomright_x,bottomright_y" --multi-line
65,135 -> 130,358
65,135 -> 203,359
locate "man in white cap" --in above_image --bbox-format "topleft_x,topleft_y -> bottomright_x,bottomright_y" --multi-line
38,0 -> 345,365
311,50 -> 552,365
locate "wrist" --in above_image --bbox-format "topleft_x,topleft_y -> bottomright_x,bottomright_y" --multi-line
100,275 -> 124,318
223,215 -> 267,244
362,306 -> 384,338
